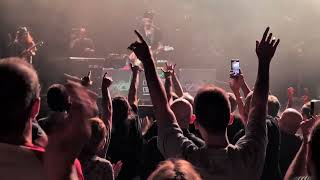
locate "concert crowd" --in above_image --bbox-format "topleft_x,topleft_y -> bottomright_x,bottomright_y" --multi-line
0,20 -> 320,180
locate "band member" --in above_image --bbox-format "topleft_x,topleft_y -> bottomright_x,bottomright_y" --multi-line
129,11 -> 163,64
139,11 -> 163,52
8,27 -> 37,64
69,28 -> 95,57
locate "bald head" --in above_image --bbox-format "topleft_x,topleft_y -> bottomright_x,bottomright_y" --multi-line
279,108 -> 303,134
171,98 -> 193,129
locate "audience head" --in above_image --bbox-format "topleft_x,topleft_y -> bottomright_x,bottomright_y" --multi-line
279,108 -> 303,134
170,98 -> 193,129
244,92 -> 280,120
81,117 -> 107,156
308,121 -> 320,178
182,93 -> 194,106
227,92 -> 237,113
148,159 -> 202,180
267,95 -> 281,118
112,96 -> 131,120
0,58 -> 40,144
194,86 -> 230,136
112,96 -> 132,133
47,84 -> 70,112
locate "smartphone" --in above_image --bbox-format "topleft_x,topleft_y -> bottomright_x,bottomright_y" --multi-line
230,59 -> 240,78
311,100 -> 320,116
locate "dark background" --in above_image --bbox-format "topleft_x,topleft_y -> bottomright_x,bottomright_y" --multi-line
1,0 -> 320,106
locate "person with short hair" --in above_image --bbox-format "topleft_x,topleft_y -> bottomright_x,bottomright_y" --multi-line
233,92 -> 282,180
38,84 -> 70,135
148,159 -> 202,180
129,27 -> 280,179
0,58 -> 83,180
107,96 -> 143,180
79,117 -> 114,180
268,95 -> 281,118
284,117 -> 320,180
279,108 -> 303,175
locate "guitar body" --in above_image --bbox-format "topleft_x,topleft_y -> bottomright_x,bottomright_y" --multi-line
21,41 -> 44,64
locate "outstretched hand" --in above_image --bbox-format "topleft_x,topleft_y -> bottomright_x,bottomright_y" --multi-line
81,71 -> 93,87
130,63 -> 143,73
300,116 -> 319,140
128,30 -> 153,63
161,62 -> 176,78
229,74 -> 244,93
256,27 -> 280,64
101,72 -> 113,95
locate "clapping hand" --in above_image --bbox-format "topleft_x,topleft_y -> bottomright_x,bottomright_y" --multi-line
128,30 -> 153,63
256,27 -> 280,64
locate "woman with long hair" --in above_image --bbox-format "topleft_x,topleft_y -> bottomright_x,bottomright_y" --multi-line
9,27 -> 37,63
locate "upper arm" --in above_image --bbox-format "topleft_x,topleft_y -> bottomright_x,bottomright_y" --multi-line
235,112 -> 267,168
157,109 -> 197,158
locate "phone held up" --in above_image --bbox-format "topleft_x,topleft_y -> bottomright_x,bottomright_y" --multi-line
230,59 -> 240,78
311,100 -> 320,116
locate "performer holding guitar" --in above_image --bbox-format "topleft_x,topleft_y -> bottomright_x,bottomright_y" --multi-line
8,27 -> 42,64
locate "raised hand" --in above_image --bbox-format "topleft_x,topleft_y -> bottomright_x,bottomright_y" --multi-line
161,62 -> 176,78
130,63 -> 143,73
128,30 -> 153,63
256,27 -> 280,64
81,71 -> 93,87
101,72 -> 113,95
287,87 -> 295,98
300,116 -> 319,140
229,74 -> 244,93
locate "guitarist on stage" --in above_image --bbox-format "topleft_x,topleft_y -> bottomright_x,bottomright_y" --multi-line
8,27 -> 38,64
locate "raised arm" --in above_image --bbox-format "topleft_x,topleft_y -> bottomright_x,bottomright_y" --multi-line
162,63 -> 176,103
129,31 -> 196,159
128,31 -> 175,124
240,73 -> 251,98
286,87 -> 294,109
172,69 -> 184,98
229,75 -> 245,124
101,72 -> 113,131
236,28 -> 280,175
128,64 -> 142,108
249,27 -> 280,123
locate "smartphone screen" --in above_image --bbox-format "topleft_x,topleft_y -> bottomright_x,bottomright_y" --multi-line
231,59 -> 240,77
311,100 -> 320,116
